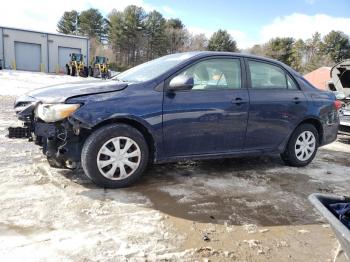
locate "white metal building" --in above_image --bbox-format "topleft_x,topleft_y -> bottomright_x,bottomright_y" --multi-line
0,26 -> 89,73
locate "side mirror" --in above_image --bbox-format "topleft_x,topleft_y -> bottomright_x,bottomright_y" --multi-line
168,75 -> 194,91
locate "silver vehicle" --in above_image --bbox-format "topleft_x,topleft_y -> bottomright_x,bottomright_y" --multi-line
328,59 -> 350,135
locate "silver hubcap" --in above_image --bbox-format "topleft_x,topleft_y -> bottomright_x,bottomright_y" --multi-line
97,136 -> 141,180
295,131 -> 316,161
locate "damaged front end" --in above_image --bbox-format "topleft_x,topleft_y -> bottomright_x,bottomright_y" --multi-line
328,59 -> 350,135
339,102 -> 350,135
8,97 -> 37,139
8,80 -> 128,169
8,97 -> 85,169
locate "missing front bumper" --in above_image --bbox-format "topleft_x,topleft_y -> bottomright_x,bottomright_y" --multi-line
8,119 -> 84,167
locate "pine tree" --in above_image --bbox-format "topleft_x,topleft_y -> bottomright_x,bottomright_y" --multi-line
79,8 -> 108,41
207,30 -> 237,52
291,39 -> 306,73
264,37 -> 295,66
57,10 -> 79,35
165,18 -> 187,54
144,11 -> 167,59
322,31 -> 350,63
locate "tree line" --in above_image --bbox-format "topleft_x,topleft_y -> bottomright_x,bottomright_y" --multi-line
57,5 -> 350,73
249,31 -> 350,74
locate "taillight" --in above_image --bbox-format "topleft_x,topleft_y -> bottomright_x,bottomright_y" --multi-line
334,100 -> 342,111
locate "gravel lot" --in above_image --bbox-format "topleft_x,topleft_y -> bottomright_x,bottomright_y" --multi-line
0,71 -> 349,261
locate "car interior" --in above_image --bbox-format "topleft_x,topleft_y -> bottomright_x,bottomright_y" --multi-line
179,59 -> 241,90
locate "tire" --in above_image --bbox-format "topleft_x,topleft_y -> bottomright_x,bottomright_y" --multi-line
71,66 -> 76,76
66,65 -> 70,75
93,68 -> 100,78
83,67 -> 89,77
81,124 -> 149,188
281,123 -> 319,167
78,67 -> 87,77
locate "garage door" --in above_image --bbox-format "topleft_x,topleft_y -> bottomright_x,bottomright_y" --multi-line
15,42 -> 41,72
58,47 -> 81,72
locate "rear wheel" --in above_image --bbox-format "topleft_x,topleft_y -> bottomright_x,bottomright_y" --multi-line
281,123 -> 319,167
71,66 -> 76,76
88,66 -> 92,77
82,67 -> 89,77
81,124 -> 149,188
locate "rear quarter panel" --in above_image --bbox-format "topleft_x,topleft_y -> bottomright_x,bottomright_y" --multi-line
303,89 -> 339,145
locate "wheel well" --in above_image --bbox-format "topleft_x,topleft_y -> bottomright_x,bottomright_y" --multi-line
298,118 -> 324,144
91,118 -> 156,162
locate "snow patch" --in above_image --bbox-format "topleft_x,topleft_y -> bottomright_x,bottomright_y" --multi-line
322,141 -> 350,154
0,70 -> 88,96
303,162 -> 350,182
159,185 -> 201,203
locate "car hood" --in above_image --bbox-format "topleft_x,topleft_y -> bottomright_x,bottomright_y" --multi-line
22,80 -> 128,103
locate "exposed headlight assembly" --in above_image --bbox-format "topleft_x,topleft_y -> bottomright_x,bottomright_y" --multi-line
35,104 -> 80,123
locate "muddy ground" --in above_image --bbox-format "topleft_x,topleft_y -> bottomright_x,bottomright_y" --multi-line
0,94 -> 349,262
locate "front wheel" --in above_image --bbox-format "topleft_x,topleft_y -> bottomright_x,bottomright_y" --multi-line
65,65 -> 70,75
81,124 -> 149,188
71,66 -> 76,76
281,123 -> 319,167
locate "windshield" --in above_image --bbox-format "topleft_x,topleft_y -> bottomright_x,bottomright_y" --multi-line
72,54 -> 82,62
113,52 -> 199,83
96,56 -> 106,64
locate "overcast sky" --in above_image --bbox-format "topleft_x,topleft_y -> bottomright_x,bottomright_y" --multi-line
1,0 -> 349,48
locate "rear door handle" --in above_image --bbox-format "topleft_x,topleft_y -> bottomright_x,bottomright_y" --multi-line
294,97 -> 300,104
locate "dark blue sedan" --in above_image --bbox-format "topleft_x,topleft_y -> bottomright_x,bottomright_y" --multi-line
12,52 -> 340,188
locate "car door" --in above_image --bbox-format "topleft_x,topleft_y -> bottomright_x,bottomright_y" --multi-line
162,57 -> 249,157
244,59 -> 308,151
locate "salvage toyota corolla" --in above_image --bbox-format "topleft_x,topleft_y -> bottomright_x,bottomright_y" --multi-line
9,52 -> 340,188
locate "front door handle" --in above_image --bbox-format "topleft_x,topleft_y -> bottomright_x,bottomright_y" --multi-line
232,97 -> 244,105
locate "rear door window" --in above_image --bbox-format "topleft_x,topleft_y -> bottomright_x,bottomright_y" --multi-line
248,60 -> 298,90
